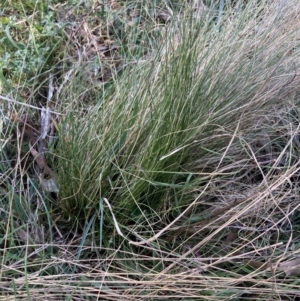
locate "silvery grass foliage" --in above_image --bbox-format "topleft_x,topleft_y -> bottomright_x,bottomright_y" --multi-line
55,0 -> 298,227
2,0 -> 300,300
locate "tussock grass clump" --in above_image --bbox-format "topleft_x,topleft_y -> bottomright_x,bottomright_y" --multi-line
2,0 -> 300,300
56,0 -> 299,226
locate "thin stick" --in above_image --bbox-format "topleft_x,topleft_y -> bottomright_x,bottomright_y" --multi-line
0,95 -> 62,115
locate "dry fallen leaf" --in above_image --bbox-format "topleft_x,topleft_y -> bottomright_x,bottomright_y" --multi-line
29,142 -> 58,192
278,258 -> 300,276
39,175 -> 59,193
